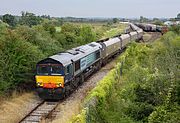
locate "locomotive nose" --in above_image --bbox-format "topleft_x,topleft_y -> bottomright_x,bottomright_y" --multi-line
35,75 -> 64,88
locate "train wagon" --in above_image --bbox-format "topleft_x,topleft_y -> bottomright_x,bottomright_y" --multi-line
120,34 -> 131,48
129,31 -> 138,41
101,37 -> 121,60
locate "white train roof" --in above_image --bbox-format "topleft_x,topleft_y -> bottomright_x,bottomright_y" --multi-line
103,37 -> 120,46
48,42 -> 102,66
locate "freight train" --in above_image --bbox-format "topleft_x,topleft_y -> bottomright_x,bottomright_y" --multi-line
135,23 -> 168,34
35,23 -> 158,100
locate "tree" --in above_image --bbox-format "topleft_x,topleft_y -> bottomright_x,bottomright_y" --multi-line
113,18 -> 119,23
153,18 -> 163,25
2,14 -> 17,27
177,13 -> 180,20
140,16 -> 149,23
41,15 -> 51,19
80,25 -> 97,44
0,16 -> 2,21
42,22 -> 56,37
0,28 -> 44,93
20,11 -> 42,27
61,23 -> 80,35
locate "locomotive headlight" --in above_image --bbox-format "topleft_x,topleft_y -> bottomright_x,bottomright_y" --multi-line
37,82 -> 42,86
57,83 -> 62,87
59,83 -> 62,87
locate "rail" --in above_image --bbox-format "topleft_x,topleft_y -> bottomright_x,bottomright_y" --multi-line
19,101 -> 59,123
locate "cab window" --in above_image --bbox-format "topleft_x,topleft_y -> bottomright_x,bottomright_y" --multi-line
51,65 -> 63,75
66,65 -> 72,75
37,64 -> 64,75
75,60 -> 80,71
37,65 -> 49,75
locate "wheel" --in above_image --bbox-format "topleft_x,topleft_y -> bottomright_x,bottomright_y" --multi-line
65,85 -> 71,97
80,74 -> 84,84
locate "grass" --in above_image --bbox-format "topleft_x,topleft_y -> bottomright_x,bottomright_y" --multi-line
0,92 -> 39,123
52,100 -> 82,123
102,23 -> 128,39
55,22 -> 128,40
55,27 -> 61,32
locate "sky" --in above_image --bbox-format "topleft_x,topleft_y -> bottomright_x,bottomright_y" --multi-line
0,0 -> 179,18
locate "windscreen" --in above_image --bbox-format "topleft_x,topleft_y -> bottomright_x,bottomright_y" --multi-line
51,65 -> 63,75
37,65 -> 49,75
37,64 -> 64,75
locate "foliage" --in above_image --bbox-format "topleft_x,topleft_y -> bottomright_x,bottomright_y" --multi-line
112,18 -> 119,23
107,32 -> 179,122
95,23 -> 127,39
0,27 -> 44,94
42,22 -> 56,36
55,23 -> 97,49
177,13 -> 180,19
2,14 -> 17,27
20,11 -> 42,27
140,16 -> 149,23
169,25 -> 180,34
153,18 -> 164,26
79,25 -> 97,44
71,109 -> 87,123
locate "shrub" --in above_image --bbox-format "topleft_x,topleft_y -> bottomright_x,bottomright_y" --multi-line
0,29 -> 44,94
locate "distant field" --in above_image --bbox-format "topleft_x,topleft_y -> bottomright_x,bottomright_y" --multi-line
55,22 -> 128,40
55,27 -> 61,32
72,22 -> 107,31
102,23 -> 128,39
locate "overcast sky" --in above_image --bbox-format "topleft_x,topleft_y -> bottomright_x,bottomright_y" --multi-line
0,0 -> 179,18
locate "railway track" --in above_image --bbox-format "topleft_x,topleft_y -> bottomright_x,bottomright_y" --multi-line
145,32 -> 162,42
19,101 -> 60,123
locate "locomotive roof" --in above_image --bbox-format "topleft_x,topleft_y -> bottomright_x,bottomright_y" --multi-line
42,42 -> 102,66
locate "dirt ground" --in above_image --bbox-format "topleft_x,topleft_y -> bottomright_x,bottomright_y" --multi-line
0,93 -> 42,123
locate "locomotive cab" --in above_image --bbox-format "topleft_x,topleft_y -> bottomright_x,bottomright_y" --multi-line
35,58 -> 71,100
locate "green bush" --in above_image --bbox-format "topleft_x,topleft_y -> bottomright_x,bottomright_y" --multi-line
0,28 -> 44,94
169,25 -> 180,34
